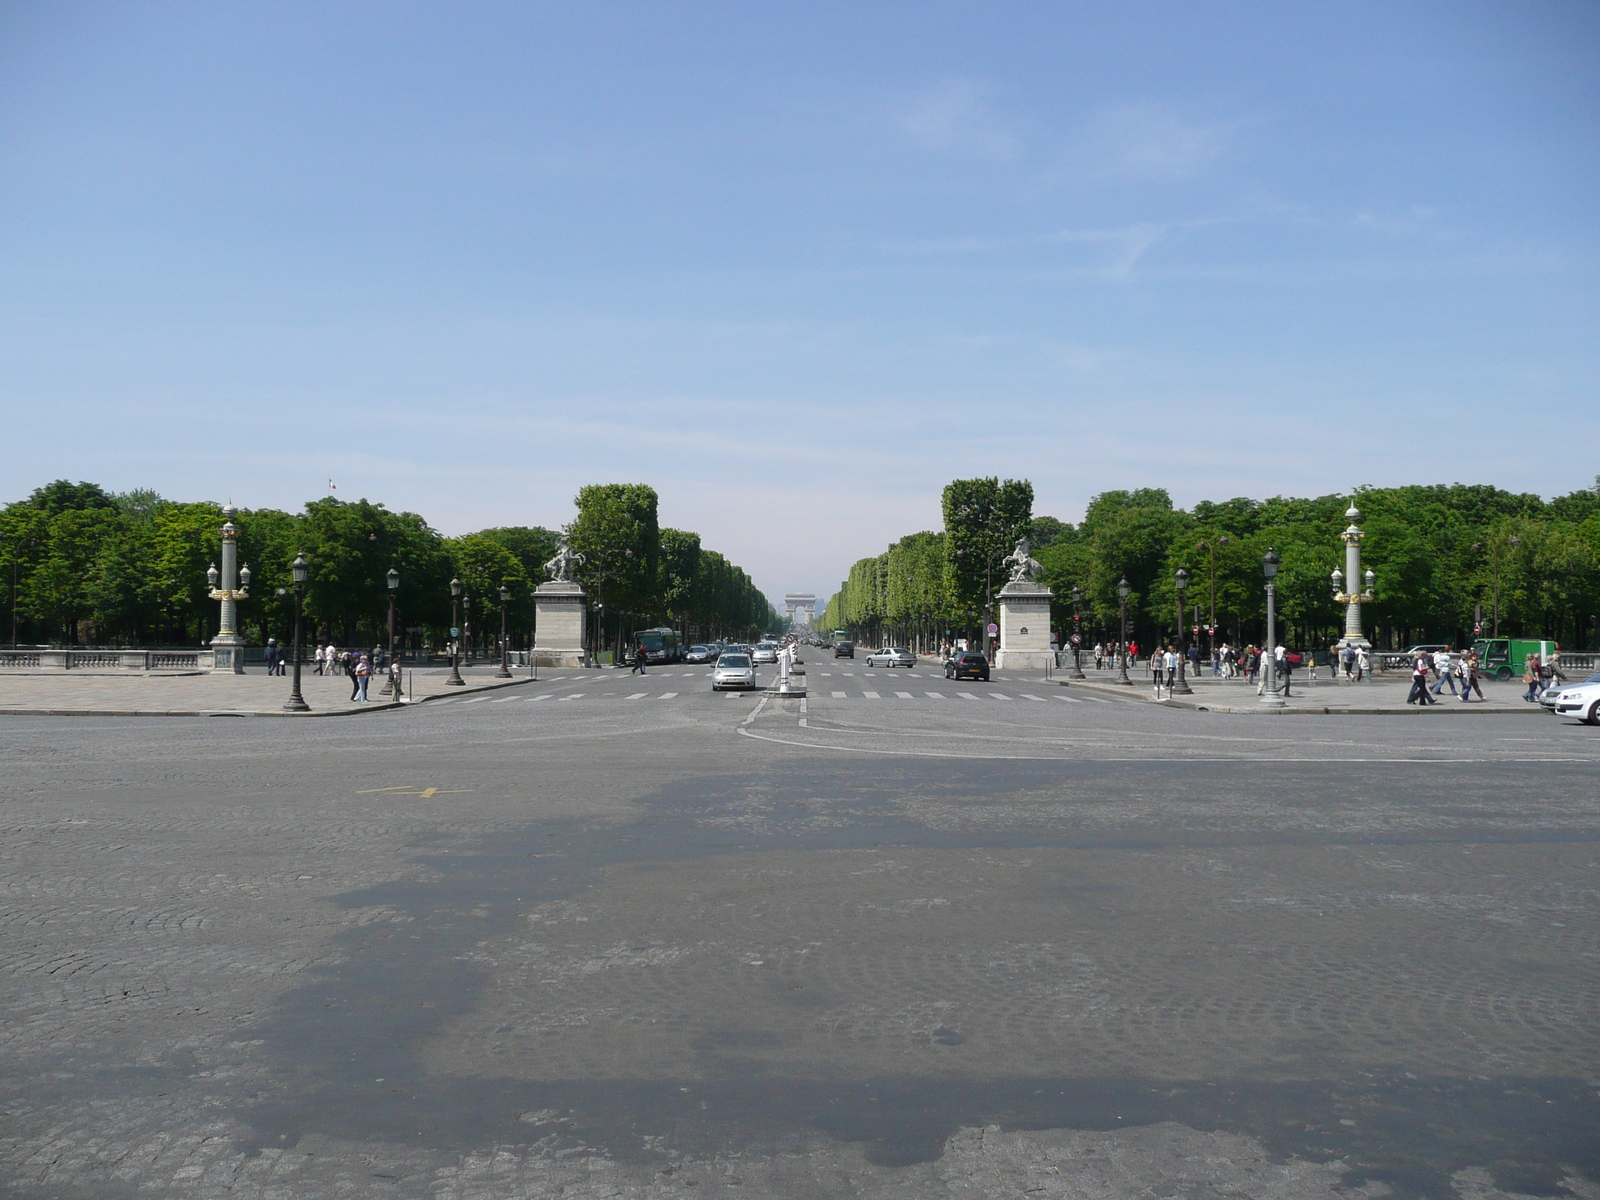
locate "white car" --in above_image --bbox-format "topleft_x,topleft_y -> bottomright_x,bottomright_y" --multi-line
712,653 -> 757,691
752,643 -> 779,664
866,647 -> 916,668
1551,672 -> 1600,724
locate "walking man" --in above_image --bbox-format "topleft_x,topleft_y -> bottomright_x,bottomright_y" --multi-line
1430,648 -> 1459,696
631,643 -> 648,675
1408,653 -> 1437,705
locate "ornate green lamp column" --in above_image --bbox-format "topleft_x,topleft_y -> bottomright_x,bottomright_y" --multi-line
206,504 -> 251,674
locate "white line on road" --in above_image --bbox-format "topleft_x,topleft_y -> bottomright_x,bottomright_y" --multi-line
832,691 -> 847,698
1022,694 -> 1048,702
1054,695 -> 1083,703
528,694 -> 552,702
627,692 -> 647,700
925,691 -> 944,698
659,692 -> 678,700
988,692 -> 1011,700
862,691 -> 880,699
559,693 -> 584,700
958,692 -> 979,700
895,691 -> 914,699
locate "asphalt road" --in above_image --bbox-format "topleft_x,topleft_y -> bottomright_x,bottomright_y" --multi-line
3,661 -> 1597,1199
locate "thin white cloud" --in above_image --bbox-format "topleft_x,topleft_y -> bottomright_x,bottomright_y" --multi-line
892,80 -> 1021,159
1070,101 -> 1237,181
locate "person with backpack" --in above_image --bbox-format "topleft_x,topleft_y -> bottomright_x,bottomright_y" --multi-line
1523,653 -> 1543,702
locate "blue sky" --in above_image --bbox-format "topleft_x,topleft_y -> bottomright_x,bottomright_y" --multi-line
2,2 -> 1596,604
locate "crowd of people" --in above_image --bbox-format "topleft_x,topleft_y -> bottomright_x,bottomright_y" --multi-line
258,641 -> 404,702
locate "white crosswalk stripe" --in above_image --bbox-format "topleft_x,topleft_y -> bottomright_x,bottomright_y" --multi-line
862,690 -> 880,699
1021,694 -> 1048,702
559,693 -> 583,701
895,691 -> 914,699
659,692 -> 678,700
925,691 -> 944,698
627,692 -> 647,700
528,693 -> 552,701
957,692 -> 979,700
832,691 -> 847,698
988,692 -> 1011,700
1055,695 -> 1083,703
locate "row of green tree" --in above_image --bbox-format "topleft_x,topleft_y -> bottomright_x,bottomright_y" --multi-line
0,480 -> 780,652
819,478 -> 1600,653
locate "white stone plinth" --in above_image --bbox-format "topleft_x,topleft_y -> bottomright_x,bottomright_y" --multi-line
994,582 -> 1054,670
532,581 -> 588,668
211,635 -> 246,674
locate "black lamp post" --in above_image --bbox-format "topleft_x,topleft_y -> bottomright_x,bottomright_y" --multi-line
1172,568 -> 1193,695
463,594 -> 472,666
447,578 -> 465,686
1068,585 -> 1086,679
1260,549 -> 1284,708
283,553 -> 310,712
386,564 -> 400,658
1115,577 -> 1133,685
497,584 -> 511,678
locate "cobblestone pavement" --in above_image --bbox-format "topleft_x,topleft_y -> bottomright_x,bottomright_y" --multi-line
0,665 -> 528,715
2,676 -> 1597,1198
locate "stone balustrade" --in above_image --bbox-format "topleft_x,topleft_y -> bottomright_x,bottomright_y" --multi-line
0,648 -> 216,672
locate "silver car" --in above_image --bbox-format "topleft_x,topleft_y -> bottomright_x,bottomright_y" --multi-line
866,647 -> 916,668
753,642 -> 779,664
712,653 -> 757,691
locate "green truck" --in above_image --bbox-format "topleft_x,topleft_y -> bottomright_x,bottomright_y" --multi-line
1471,638 -> 1557,680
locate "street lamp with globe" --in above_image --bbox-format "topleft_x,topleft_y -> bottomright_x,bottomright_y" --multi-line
447,578 -> 465,686
1260,549 -> 1285,708
1115,578 -> 1133,685
283,553 -> 311,712
1172,568 -> 1193,695
497,584 -> 512,678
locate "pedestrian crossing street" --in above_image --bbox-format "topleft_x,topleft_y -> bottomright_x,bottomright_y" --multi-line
429,671 -> 1118,706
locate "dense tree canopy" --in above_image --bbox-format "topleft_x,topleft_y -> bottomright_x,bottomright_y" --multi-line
1,480 -> 777,652
821,478 -> 1600,652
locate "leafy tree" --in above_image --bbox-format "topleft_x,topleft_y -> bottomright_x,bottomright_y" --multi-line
942,477 -> 1033,633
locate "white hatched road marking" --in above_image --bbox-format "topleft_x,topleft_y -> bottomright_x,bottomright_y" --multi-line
925,691 -> 944,698
832,691 -> 847,698
659,692 -> 678,700
895,691 -> 914,699
862,691 -> 880,699
1055,695 -> 1083,703
1021,694 -> 1048,702
528,694 -> 552,702
627,692 -> 647,700
988,692 -> 1011,700
489,695 -> 521,703
957,692 -> 980,700
559,693 -> 584,701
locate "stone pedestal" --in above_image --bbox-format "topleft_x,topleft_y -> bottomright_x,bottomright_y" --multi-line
532,581 -> 588,668
210,635 -> 246,674
994,581 -> 1054,670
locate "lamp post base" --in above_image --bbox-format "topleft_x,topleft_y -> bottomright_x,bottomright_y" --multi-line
1171,664 -> 1194,695
282,695 -> 310,713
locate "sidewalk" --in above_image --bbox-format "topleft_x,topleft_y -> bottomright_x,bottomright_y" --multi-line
0,664 -> 538,718
1053,667 -> 1548,716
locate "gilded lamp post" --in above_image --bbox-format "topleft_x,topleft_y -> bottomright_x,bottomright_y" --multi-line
206,504 -> 251,674
1330,500 -> 1376,655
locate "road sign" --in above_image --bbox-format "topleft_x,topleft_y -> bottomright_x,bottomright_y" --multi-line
1070,633 -> 1082,645
450,627 -> 460,637
986,623 -> 999,636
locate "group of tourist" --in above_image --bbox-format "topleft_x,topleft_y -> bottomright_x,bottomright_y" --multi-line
1405,647 -> 1487,705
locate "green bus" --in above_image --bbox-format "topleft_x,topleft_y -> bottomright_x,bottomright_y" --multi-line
631,627 -> 683,664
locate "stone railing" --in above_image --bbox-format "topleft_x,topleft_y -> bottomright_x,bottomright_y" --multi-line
0,648 -> 216,672
1373,651 -> 1597,676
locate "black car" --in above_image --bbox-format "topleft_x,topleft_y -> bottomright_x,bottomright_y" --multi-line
945,651 -> 989,681
834,641 -> 854,658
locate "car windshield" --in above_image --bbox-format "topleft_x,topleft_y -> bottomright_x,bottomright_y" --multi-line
719,655 -> 751,667
1584,672 -> 1600,685
689,645 -> 708,653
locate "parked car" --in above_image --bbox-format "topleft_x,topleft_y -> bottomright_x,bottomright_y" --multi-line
684,644 -> 716,664
753,642 -> 779,664
866,647 -> 916,668
1551,671 -> 1600,724
834,641 -> 854,658
712,653 -> 757,691
945,651 -> 990,681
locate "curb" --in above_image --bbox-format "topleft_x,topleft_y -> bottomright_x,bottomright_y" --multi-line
1052,677 -> 1546,716
0,674 -> 537,718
